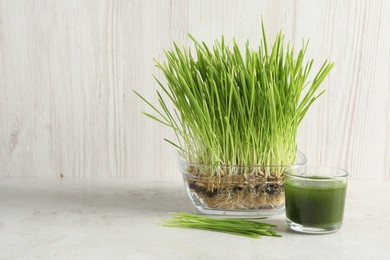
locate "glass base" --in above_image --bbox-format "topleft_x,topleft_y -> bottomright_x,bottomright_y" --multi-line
189,189 -> 285,217
195,204 -> 285,217
286,218 -> 342,234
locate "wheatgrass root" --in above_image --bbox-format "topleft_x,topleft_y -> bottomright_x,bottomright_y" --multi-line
188,166 -> 285,210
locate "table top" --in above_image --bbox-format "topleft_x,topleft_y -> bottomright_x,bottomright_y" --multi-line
0,178 -> 389,259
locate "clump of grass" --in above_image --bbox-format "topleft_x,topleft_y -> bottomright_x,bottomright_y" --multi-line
135,22 -> 333,168
162,212 -> 281,239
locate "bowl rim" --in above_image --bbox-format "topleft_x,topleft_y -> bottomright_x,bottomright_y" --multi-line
178,150 -> 307,168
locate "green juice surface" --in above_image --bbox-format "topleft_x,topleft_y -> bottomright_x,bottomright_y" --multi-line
285,178 -> 347,226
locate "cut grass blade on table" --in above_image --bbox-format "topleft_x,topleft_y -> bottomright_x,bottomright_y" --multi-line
162,212 -> 281,239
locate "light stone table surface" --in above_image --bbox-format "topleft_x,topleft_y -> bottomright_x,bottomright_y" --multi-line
0,178 -> 389,260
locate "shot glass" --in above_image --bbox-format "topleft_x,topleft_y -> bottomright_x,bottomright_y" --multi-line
284,166 -> 348,234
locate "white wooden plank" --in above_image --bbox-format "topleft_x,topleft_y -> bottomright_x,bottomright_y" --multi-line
0,0 -> 389,180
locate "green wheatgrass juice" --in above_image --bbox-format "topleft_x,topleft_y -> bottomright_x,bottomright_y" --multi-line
285,177 -> 347,226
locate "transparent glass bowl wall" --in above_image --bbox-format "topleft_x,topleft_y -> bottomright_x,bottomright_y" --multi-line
179,151 -> 306,216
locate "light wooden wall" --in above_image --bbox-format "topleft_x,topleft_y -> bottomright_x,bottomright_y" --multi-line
0,0 -> 389,180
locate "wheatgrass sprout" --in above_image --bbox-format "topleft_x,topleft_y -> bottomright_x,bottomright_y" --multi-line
162,212 -> 281,239
134,23 -> 333,168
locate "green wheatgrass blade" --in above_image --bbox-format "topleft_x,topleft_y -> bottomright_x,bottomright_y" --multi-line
162,212 -> 281,239
135,20 -> 333,170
